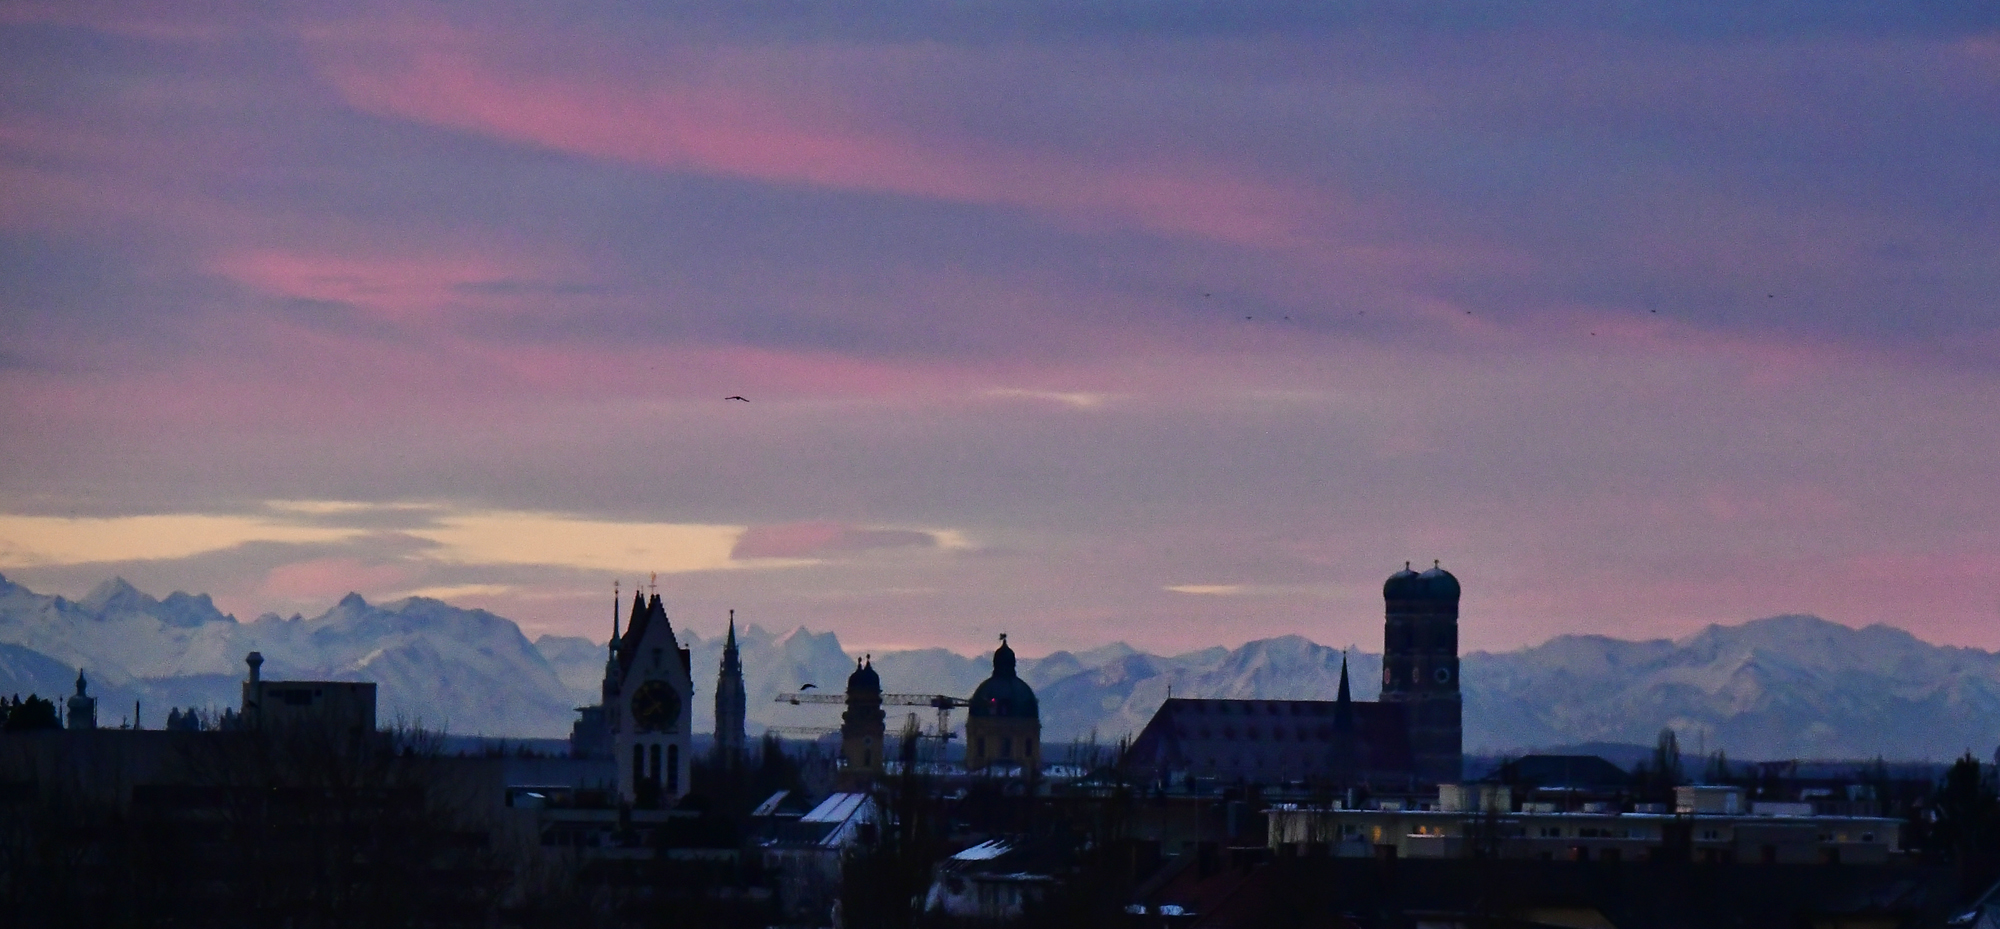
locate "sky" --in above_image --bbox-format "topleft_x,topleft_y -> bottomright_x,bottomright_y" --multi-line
1,0 -> 1996,656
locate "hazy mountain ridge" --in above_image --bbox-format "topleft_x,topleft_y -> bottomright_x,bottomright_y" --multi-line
1464,615 -> 2000,759
0,574 -> 575,736
7,576 -> 2000,758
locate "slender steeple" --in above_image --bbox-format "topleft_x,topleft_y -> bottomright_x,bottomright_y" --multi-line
1334,651 -> 1354,731
715,609 -> 747,763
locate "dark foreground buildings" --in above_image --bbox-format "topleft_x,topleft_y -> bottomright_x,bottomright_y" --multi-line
8,569 -> 2000,928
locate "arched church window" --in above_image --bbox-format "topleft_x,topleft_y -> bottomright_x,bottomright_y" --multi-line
667,745 -> 679,792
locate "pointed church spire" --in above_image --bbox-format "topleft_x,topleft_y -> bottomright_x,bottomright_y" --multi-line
647,589 -> 670,634
720,610 -> 742,674
611,581 -> 622,653
1334,651 -> 1355,732
715,608 -> 747,762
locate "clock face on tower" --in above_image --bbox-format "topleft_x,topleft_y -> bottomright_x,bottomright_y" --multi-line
630,680 -> 681,732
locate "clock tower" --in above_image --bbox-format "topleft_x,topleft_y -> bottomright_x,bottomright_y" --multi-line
607,585 -> 694,807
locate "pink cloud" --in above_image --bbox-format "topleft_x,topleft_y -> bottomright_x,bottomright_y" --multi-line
306,27 -> 1320,247
211,248 -> 555,321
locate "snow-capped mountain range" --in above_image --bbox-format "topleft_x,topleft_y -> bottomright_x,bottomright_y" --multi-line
4,573 -> 1998,760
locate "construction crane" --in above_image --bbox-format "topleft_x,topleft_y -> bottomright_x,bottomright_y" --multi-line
762,725 -> 838,740
772,692 -> 971,759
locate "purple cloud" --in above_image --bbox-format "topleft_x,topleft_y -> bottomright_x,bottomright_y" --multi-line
1,1 -> 1996,655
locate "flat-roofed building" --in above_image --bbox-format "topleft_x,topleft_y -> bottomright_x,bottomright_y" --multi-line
1268,784 -> 1901,865
239,651 -> 376,749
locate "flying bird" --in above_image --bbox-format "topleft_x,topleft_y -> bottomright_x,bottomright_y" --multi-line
799,684 -> 818,690
725,396 -> 749,402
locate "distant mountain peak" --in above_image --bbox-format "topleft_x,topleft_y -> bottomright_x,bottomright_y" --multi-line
336,592 -> 369,610
80,576 -> 150,614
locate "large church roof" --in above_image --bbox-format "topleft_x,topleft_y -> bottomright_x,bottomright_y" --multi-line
1120,697 -> 1414,785
616,590 -> 677,675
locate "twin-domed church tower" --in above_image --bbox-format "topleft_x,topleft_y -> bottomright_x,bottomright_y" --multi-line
1380,561 -> 1462,785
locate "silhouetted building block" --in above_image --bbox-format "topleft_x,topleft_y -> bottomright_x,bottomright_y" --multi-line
1124,562 -> 1463,789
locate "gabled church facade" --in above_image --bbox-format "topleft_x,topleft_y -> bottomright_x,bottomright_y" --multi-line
605,587 -> 695,807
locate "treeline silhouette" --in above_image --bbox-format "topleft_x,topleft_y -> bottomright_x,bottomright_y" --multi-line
0,725 -> 500,928
0,695 -> 58,731
7,718 -> 2000,927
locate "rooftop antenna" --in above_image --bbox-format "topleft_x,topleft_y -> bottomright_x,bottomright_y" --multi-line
649,572 -> 658,597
